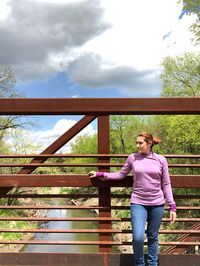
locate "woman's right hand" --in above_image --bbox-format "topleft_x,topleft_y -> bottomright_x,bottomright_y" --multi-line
88,171 -> 97,178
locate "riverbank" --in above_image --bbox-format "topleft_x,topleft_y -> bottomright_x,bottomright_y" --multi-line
0,196 -> 47,252
0,187 -> 132,253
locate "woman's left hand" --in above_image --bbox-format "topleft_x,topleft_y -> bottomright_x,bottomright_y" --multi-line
170,211 -> 177,224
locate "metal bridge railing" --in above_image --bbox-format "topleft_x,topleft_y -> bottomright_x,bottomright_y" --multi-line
0,97 -> 199,266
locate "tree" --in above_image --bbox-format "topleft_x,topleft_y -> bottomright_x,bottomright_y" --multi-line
110,115 -> 146,154
0,65 -> 19,97
0,65 -> 24,138
179,0 -> 200,44
147,115 -> 200,155
160,52 -> 200,96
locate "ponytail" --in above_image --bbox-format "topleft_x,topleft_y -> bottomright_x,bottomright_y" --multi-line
137,132 -> 160,150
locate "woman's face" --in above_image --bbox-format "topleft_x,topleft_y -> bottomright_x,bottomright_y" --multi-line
136,136 -> 151,154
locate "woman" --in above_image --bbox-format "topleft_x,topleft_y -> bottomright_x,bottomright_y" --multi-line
89,132 -> 176,266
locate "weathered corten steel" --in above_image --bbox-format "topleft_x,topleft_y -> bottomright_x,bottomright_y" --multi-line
0,174 -> 199,187
0,97 -> 200,114
0,253 -> 199,266
0,98 -> 199,266
98,116 -> 112,253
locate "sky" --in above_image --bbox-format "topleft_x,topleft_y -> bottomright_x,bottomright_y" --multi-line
0,0 -> 199,152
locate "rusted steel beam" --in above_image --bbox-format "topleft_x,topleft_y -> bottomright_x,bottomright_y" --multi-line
2,216 -> 199,223
0,193 -> 199,199
170,175 -> 200,187
121,217 -> 200,222
0,217 -> 120,221
1,240 -> 200,247
0,98 -> 200,114
0,163 -> 199,168
0,174 -> 96,187
0,193 -> 100,198
121,241 -> 200,246
0,229 -> 122,233
18,115 -> 96,175
0,205 -> 107,209
0,153 -> 199,158
1,228 -> 200,235
0,240 -> 122,245
98,115 -> 112,253
159,230 -> 200,234
0,115 -> 96,195
162,222 -> 200,254
121,229 -> 200,235
0,253 -> 199,266
159,255 -> 200,266
174,195 -> 200,199
0,205 -> 199,210
0,174 -> 199,187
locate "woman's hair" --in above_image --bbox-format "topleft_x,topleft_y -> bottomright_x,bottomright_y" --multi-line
137,132 -> 161,150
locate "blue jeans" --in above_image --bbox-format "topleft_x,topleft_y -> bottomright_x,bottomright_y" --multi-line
130,203 -> 164,266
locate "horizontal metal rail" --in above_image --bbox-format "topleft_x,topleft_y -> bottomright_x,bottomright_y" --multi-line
0,240 -> 199,247
0,229 -> 121,233
122,241 -> 200,247
0,97 -> 199,115
0,174 -> 199,187
0,205 -> 199,210
0,217 -> 121,221
121,218 -> 200,222
0,217 -> 199,222
0,240 -> 122,245
0,153 -> 200,158
0,253 -> 198,266
0,229 -> 199,235
0,163 -> 199,167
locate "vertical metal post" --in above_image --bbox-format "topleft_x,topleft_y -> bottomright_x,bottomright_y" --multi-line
98,116 -> 112,254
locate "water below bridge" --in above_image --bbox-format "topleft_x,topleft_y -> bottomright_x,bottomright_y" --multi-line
21,199 -> 99,253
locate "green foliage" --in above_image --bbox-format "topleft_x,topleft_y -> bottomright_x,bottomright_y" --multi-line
160,52 -> 200,96
180,0 -> 200,14
60,186 -> 97,195
0,198 -> 36,241
70,134 -> 97,154
110,115 -> 146,154
67,134 -> 98,174
179,0 -> 200,44
146,115 -> 200,154
0,65 -> 19,97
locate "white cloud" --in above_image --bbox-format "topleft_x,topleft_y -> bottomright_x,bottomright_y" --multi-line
29,119 -> 96,153
80,0 -> 198,69
0,0 -> 199,96
68,53 -> 161,96
6,119 -> 96,153
0,0 -> 11,20
0,0 -> 110,80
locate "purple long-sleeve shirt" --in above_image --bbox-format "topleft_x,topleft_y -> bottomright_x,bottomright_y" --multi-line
99,152 -> 176,210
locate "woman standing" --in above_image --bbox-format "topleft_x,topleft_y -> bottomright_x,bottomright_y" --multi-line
89,132 -> 176,266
